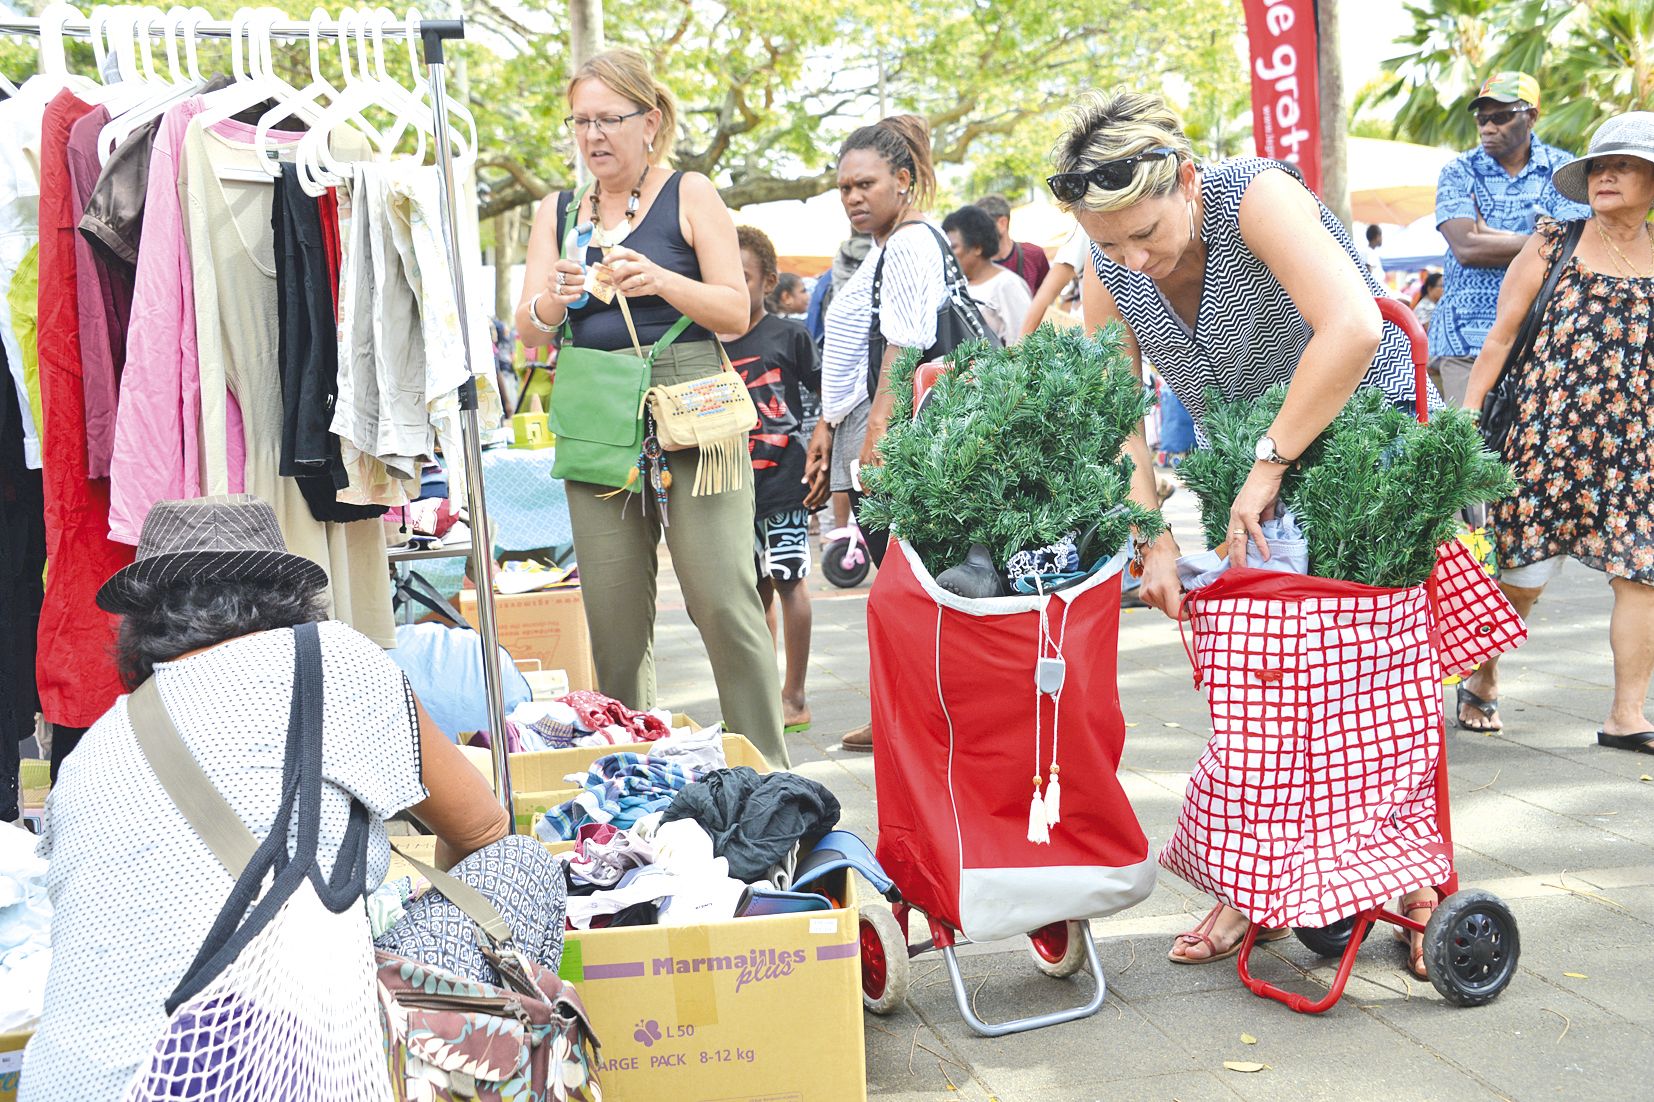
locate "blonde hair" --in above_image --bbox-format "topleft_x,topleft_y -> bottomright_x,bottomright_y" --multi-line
1050,88 -> 1195,213
568,48 -> 679,166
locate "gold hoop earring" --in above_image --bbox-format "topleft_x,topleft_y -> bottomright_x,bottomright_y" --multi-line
1188,200 -> 1197,242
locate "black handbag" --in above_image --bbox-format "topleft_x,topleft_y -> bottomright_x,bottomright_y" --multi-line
1479,219 -> 1585,454
867,220 -> 1002,394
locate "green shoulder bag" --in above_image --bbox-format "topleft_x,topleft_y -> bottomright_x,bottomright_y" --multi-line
546,188 -> 692,490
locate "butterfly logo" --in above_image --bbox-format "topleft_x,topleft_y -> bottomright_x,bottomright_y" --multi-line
633,1019 -> 663,1047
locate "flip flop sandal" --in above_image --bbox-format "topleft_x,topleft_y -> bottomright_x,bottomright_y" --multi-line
1455,684 -> 1501,732
784,721 -> 813,734
1168,906 -> 1289,965
1597,730 -> 1654,754
1392,896 -> 1438,979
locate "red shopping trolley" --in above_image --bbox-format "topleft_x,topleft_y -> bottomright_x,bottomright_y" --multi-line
1159,298 -> 1528,1011
856,361 -> 1157,1036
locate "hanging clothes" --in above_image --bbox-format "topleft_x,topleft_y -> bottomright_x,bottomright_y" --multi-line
0,348 -> 45,821
66,105 -> 127,480
109,95 -> 250,546
0,77 -> 49,472
35,88 -> 134,730
181,115 -> 393,645
271,163 -> 384,523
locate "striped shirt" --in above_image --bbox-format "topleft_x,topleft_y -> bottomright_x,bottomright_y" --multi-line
820,222 -> 946,424
1091,158 -> 1431,443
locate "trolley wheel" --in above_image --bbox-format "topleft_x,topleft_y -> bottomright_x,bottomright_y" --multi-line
1027,920 -> 1089,978
859,906 -> 911,1014
1292,915 -> 1373,959
822,538 -> 870,588
1425,889 -> 1520,1007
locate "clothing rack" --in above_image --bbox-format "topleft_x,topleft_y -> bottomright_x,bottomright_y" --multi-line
2,8 -> 518,825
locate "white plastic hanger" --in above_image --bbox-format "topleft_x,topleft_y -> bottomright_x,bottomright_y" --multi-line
196,8 -> 314,131
377,6 -> 462,162
294,7 -> 402,194
96,6 -> 206,164
78,6 -> 164,112
254,6 -> 386,175
32,3 -> 98,97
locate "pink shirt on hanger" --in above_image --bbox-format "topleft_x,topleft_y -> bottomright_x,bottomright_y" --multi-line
108,95 -> 247,545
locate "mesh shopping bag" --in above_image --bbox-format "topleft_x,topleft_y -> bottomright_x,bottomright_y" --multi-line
868,541 -> 1156,943
124,623 -> 391,1101
1158,540 -> 1526,929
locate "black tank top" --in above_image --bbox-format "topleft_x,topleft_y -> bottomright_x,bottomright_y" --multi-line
555,172 -> 711,351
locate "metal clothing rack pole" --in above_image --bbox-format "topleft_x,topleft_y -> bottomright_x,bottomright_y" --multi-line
417,20 -> 516,826
0,9 -> 517,826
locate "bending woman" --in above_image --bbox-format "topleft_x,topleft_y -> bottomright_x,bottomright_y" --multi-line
1051,89 -> 1441,974
516,48 -> 785,765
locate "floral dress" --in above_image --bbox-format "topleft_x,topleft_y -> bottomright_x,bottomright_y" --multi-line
1494,218 -> 1654,584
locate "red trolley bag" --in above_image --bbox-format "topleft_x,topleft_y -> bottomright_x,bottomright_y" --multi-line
868,540 -> 1156,945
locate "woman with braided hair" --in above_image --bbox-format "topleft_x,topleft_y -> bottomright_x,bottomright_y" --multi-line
805,115 -> 953,752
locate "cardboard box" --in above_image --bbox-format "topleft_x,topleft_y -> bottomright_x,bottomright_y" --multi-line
459,586 -> 596,691
561,873 -> 865,1102
0,1030 -> 27,1102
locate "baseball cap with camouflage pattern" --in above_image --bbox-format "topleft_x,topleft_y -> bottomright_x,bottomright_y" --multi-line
1469,71 -> 1541,112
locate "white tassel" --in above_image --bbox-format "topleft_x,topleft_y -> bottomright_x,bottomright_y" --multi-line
1045,765 -> 1062,827
1027,779 -> 1050,845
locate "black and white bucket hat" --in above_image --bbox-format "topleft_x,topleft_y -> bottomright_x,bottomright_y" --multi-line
97,495 -> 329,614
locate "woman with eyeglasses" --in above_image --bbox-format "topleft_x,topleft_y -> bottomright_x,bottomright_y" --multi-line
514,48 -> 786,766
1050,89 -> 1438,968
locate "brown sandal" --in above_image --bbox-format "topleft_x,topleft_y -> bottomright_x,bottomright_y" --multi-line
1168,904 -> 1290,965
1393,895 -> 1438,978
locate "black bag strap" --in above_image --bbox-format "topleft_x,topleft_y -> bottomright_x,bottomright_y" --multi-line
394,570 -> 467,628
867,220 -> 994,389
130,623 -> 526,1010
1499,219 -> 1586,382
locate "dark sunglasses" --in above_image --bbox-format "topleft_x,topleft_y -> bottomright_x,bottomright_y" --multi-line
1473,107 -> 1531,127
1046,147 -> 1178,203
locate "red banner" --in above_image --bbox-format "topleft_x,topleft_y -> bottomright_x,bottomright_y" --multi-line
1243,0 -> 1321,194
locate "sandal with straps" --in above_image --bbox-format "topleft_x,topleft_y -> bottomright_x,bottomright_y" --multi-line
1168,904 -> 1290,965
1393,894 -> 1438,978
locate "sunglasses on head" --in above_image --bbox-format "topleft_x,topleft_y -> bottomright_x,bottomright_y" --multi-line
1047,147 -> 1178,204
1473,106 -> 1530,127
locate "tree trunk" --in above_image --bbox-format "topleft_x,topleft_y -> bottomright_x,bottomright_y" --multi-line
569,0 -> 604,186
1317,0 -> 1351,230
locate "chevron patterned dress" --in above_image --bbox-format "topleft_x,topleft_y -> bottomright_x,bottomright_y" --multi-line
1092,157 -> 1432,443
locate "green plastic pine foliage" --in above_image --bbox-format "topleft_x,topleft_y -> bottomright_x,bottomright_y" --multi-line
1181,385 -> 1516,587
1289,400 -> 1515,587
859,323 -> 1165,576
1177,384 -> 1290,550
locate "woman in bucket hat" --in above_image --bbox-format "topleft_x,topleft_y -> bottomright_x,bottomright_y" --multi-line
1461,112 -> 1654,755
22,496 -> 562,1099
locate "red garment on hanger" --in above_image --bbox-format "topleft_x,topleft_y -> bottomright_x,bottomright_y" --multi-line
36,90 -> 133,727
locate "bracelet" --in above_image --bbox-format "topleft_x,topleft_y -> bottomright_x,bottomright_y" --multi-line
526,291 -> 558,334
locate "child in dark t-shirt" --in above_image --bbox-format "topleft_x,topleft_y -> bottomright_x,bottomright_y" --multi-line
723,227 -> 822,731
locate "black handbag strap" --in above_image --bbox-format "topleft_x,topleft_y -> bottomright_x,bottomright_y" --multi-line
1501,219 -> 1586,380
867,220 -> 995,389
130,623 -> 524,1011
393,570 -> 468,628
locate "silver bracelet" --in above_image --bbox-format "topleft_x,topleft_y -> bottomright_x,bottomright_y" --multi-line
526,291 -> 559,334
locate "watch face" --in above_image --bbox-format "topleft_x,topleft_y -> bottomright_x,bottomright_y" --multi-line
1254,436 -> 1272,461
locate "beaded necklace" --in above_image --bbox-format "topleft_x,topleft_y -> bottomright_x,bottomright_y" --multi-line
588,165 -> 651,249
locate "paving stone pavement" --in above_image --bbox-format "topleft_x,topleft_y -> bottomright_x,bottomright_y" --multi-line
650,486 -> 1654,1102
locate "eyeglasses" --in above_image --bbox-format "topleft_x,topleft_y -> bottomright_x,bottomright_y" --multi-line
1473,107 -> 1531,127
563,109 -> 646,135
1046,147 -> 1178,203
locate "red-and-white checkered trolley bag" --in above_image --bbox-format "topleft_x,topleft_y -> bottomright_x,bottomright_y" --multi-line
1158,538 -> 1526,929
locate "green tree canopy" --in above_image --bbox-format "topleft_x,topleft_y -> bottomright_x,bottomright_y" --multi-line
1363,0 -> 1653,154
463,0 -> 1248,218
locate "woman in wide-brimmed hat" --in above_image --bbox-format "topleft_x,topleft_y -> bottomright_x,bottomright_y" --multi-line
1460,111 -> 1654,757
22,495 -> 560,1100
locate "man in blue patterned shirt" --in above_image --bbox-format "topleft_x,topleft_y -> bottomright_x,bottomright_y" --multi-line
1429,71 -> 1591,408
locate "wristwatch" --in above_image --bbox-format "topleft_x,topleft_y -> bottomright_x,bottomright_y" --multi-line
1253,435 -> 1294,465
